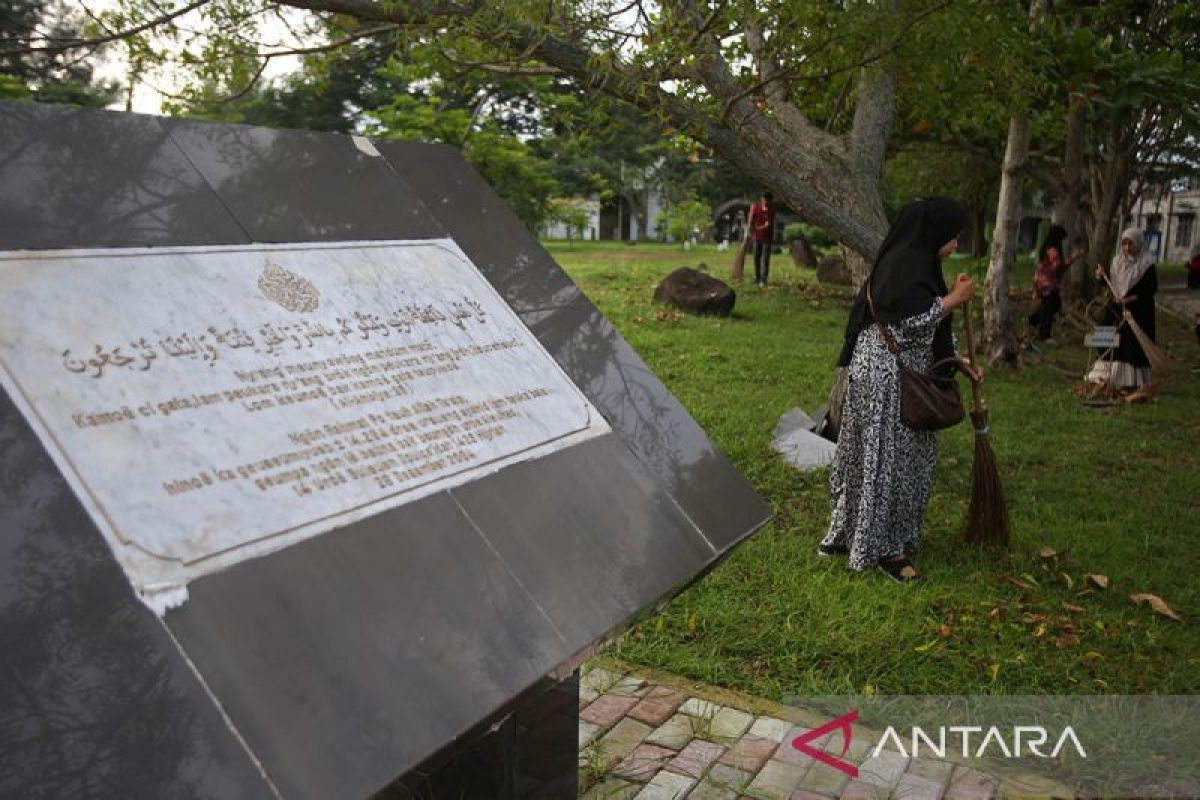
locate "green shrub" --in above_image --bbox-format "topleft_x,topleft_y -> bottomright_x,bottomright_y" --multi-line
783,221 -> 835,248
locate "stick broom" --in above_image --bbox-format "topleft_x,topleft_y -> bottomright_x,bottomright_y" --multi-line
962,301 -> 1010,547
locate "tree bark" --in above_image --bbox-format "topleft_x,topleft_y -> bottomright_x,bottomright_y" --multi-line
984,113 -> 1030,362
1087,130 -> 1136,278
1056,92 -> 1089,306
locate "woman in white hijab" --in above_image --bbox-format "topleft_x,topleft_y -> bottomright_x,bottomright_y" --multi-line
1086,227 -> 1158,390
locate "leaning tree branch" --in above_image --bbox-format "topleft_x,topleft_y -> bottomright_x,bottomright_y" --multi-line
273,0 -> 478,25
256,22 -> 397,57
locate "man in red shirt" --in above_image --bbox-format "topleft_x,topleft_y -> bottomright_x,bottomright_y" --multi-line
749,191 -> 776,287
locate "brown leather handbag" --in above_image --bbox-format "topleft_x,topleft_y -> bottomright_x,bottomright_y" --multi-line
868,288 -> 965,432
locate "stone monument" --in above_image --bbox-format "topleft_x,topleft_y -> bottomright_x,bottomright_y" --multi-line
0,102 -> 771,799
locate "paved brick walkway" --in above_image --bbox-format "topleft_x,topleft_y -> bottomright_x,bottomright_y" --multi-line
578,661 -> 1075,800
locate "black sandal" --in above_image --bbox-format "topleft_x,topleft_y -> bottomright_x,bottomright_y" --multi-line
878,556 -> 919,583
817,542 -> 849,558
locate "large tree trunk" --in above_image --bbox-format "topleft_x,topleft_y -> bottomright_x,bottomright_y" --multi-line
1056,92 -> 1090,306
1086,125 -> 1137,281
840,193 -> 888,285
984,113 -> 1030,362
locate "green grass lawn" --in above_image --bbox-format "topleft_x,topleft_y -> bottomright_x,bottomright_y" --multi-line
546,240 -> 1199,697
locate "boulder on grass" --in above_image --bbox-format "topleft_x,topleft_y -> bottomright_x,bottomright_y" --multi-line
817,255 -> 851,285
653,267 -> 736,317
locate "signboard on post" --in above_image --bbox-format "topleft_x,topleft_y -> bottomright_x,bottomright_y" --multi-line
1084,326 -> 1120,349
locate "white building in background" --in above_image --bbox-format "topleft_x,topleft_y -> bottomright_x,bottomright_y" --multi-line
1128,179 -> 1199,263
541,199 -> 602,241
540,188 -> 671,242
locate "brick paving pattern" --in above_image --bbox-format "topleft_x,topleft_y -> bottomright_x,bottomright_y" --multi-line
578,663 -> 1077,800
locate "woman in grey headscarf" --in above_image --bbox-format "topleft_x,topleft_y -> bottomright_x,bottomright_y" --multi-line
1086,227 -> 1158,390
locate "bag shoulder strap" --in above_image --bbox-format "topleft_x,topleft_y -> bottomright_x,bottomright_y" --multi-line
865,282 -> 900,355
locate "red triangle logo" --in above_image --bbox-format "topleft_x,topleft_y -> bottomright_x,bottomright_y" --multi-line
791,709 -> 860,779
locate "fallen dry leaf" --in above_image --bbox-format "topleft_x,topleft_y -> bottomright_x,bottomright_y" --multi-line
1054,633 -> 1080,649
1061,572 -> 1075,589
1062,602 -> 1085,614
988,607 -> 1001,620
1130,593 -> 1184,623
1037,546 -> 1059,559
1086,574 -> 1109,590
1004,575 -> 1034,590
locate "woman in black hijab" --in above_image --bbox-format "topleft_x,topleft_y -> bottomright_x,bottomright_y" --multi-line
820,198 -> 981,582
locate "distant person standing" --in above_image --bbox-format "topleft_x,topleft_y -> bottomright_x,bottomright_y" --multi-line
1028,225 -> 1083,342
749,192 -> 776,288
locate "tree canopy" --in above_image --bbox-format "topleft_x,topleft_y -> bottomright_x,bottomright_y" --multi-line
5,0 -> 1200,286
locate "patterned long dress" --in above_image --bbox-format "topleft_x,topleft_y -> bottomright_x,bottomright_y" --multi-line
822,298 -> 947,570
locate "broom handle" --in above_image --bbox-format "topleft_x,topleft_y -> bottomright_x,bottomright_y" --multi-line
961,299 -> 985,414
1095,267 -> 1134,327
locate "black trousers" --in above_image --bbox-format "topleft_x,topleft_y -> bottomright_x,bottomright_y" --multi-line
1028,290 -> 1061,340
753,240 -> 771,284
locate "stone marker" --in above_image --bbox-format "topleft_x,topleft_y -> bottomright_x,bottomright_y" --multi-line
653,266 -> 737,317
0,102 -> 772,799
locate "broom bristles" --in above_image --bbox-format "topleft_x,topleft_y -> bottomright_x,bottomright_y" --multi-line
730,236 -> 750,282
1122,311 -> 1172,378
964,410 -> 1010,547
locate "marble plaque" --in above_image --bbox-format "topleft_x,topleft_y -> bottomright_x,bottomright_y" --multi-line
0,240 -> 608,610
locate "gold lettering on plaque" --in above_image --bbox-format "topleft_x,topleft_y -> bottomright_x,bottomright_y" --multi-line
257,263 -> 320,313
